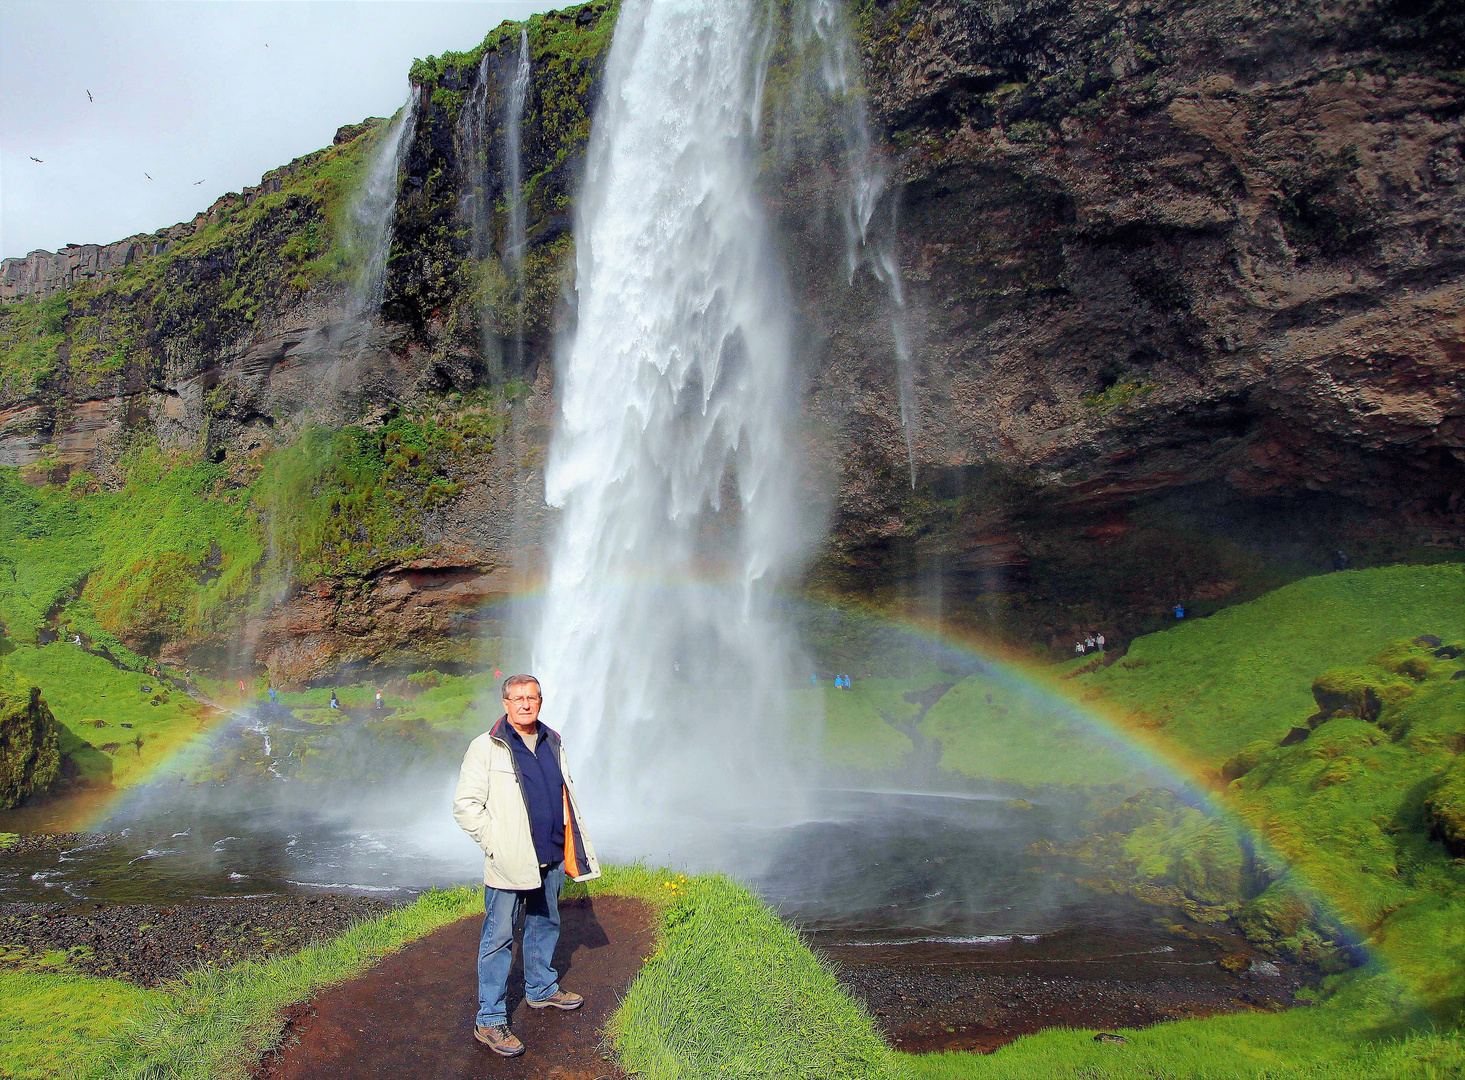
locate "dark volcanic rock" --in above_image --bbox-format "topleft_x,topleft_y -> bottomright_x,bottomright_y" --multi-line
0,895 -> 393,986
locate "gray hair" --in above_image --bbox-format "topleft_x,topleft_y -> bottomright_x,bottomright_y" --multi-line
501,674 -> 541,699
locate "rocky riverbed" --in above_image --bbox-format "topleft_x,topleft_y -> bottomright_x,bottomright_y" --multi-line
821,923 -> 1312,1053
0,893 -> 393,985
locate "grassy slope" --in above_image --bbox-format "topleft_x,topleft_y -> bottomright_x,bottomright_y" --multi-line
905,563 -> 1465,1077
1,644 -> 207,789
796,676 -> 920,772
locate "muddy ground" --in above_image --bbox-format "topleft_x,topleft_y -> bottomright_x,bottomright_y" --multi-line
255,896 -> 654,1080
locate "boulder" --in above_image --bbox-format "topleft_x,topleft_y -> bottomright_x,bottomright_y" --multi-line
1310,666 -> 1414,724
1424,760 -> 1465,857
0,669 -> 61,809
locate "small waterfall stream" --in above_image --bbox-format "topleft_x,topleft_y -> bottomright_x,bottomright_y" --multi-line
505,29 -> 533,369
345,93 -> 417,317
792,0 -> 918,486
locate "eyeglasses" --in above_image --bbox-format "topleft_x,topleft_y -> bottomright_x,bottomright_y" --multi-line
506,696 -> 541,705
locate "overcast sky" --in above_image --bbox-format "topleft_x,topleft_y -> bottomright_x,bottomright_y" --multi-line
1,1 -> 556,260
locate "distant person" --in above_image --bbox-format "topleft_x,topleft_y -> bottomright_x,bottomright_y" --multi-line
329,691 -> 340,711
72,633 -> 81,647
1096,632 -> 1106,650
267,687 -> 277,705
1076,641 -> 1085,655
1085,635 -> 1096,651
494,668 -> 503,680
454,674 -> 599,1057
811,673 -> 818,686
375,689 -> 383,710
1332,550 -> 1349,571
238,679 -> 245,693
1174,604 -> 1186,619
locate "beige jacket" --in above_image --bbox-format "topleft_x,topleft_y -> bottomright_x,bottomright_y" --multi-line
453,716 -> 601,890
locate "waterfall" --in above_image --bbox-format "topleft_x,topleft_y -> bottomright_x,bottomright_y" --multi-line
460,54 -> 494,262
346,92 -> 417,318
530,0 -> 811,852
504,30 -> 532,370
794,0 -> 918,487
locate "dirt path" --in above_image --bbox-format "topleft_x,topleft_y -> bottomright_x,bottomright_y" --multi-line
256,896 -> 655,1080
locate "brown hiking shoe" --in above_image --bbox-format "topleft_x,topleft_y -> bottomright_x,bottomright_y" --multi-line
527,989 -> 584,1011
474,1023 -> 525,1056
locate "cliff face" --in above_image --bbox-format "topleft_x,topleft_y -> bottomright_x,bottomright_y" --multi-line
796,0 -> 1464,627
1,0 -> 1461,676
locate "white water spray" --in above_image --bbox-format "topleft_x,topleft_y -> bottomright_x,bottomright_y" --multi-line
346,94 -> 417,317
505,29 -> 533,368
794,0 -> 918,486
531,0 -> 813,854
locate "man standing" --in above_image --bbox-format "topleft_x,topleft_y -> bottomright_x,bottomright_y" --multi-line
453,674 -> 600,1057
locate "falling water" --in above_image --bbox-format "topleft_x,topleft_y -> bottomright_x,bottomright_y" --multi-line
345,93 -> 417,317
504,30 -> 533,369
793,0 -> 918,486
531,0 -> 813,854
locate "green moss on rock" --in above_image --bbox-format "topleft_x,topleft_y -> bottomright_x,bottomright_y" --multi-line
0,668 -> 60,809
1311,664 -> 1415,723
1424,758 -> 1465,857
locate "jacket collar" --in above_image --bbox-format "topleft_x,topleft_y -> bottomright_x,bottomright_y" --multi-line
490,714 -> 561,753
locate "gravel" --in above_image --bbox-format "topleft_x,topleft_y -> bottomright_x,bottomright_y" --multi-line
0,894 -> 394,986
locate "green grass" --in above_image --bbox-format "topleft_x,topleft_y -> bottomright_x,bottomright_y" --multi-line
0,969 -> 162,1080
597,870 -> 902,1080
921,672 -> 1148,788
909,975 -> 1465,1078
1080,564 -> 1465,765
798,674 -> 926,772
0,390 -> 519,660
898,563 -> 1465,1076
1,642 -> 207,790
105,885 -> 483,1080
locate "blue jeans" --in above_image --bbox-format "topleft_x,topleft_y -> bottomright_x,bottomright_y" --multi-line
477,861 -> 565,1027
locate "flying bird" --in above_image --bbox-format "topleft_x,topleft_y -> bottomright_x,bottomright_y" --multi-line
86,90 -> 93,102
193,180 -> 205,185
144,172 -> 152,180
30,156 -> 43,163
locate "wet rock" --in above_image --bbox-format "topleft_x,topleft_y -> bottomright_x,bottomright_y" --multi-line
1246,959 -> 1283,979
0,673 -> 60,810
1093,1032 -> 1127,1044
1415,635 -> 1443,648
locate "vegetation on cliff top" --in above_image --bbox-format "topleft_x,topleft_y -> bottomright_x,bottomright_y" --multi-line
386,0 -> 617,351
0,386 -> 520,656
0,122 -> 388,403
